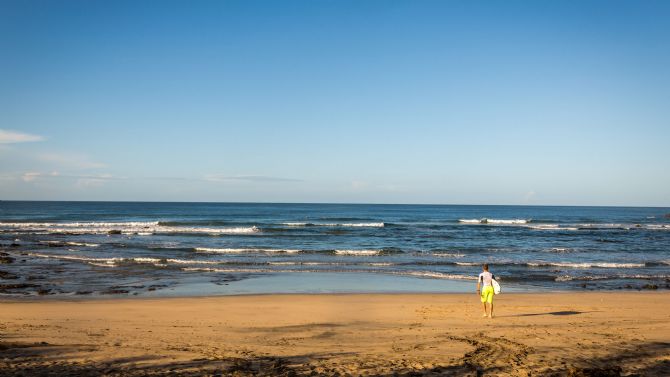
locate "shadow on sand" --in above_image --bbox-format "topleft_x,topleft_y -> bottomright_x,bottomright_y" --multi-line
499,310 -> 597,318
1,337 -> 669,376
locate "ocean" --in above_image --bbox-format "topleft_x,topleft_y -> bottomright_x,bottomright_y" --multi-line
1,201 -> 669,297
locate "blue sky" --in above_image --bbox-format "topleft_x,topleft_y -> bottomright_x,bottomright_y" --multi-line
1,0 -> 669,205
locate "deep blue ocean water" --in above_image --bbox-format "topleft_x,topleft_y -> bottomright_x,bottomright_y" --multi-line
1,201 -> 669,296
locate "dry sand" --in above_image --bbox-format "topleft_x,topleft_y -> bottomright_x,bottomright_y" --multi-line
1,292 -> 669,376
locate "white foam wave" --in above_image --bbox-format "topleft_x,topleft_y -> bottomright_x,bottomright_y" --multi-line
487,219 -> 529,224
529,262 -> 645,268
161,226 -> 259,234
577,223 -> 633,230
40,241 -> 100,247
458,218 -> 529,225
281,222 -> 385,228
339,222 -> 385,227
194,247 -> 300,254
0,221 -> 259,235
555,274 -> 670,282
69,241 -> 99,247
86,262 -> 114,268
3,221 -> 159,228
458,219 -> 482,224
554,275 -> 603,282
393,271 -> 477,280
646,224 -> 670,230
334,249 -> 382,256
526,225 -> 579,231
164,258 -> 220,265
182,267 -> 268,273
28,252 -> 224,267
28,253 -> 121,265
540,223 -> 669,231
131,257 -> 163,263
265,261 -> 394,267
430,253 -> 466,258
454,262 -> 481,266
180,267 -> 478,281
527,224 -> 558,229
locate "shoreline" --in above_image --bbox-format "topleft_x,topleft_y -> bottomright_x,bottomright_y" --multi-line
2,292 -> 669,376
2,262 -> 666,298
1,288 -> 666,303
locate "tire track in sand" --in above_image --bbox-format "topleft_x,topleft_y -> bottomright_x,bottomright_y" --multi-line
443,333 -> 533,376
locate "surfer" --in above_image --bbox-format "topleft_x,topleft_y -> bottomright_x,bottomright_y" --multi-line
477,264 -> 496,318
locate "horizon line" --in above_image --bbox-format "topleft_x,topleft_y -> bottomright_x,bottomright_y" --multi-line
0,199 -> 668,209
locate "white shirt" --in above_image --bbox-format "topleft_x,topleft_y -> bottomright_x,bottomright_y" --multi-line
478,271 -> 494,287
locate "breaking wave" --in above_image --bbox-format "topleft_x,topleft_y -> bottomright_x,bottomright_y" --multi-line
458,218 -> 529,225
194,247 -> 301,254
334,249 -> 383,256
0,221 -> 259,235
528,262 -> 646,268
281,222 -> 385,228
28,253 -> 228,267
428,253 -> 466,258
39,240 -> 100,247
555,274 -> 670,282
179,267 -> 478,281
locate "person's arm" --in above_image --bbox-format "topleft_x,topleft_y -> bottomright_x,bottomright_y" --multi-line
476,275 -> 481,294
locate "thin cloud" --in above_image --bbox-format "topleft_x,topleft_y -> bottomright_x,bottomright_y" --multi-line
22,172 -> 117,189
12,173 -> 299,184
38,153 -> 107,169
21,172 -> 44,182
19,171 -> 119,182
0,129 -> 44,144
204,174 -> 302,183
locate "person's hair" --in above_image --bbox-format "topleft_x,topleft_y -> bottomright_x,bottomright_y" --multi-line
483,264 -> 489,271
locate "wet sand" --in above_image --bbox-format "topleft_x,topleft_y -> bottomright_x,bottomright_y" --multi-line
1,292 -> 669,376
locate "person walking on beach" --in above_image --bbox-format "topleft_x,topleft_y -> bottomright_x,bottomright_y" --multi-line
477,264 -> 495,318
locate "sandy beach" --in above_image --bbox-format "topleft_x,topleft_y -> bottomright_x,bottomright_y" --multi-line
1,292 -> 669,376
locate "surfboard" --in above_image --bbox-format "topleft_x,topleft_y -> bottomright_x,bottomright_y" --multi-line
492,279 -> 501,295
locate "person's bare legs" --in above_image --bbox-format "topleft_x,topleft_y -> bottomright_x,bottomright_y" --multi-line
489,302 -> 494,318
481,302 -> 488,317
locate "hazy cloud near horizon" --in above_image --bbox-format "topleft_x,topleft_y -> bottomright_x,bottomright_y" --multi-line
0,129 -> 44,144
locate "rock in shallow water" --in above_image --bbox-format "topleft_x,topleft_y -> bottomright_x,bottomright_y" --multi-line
0,283 -> 41,293
0,270 -> 19,279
